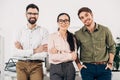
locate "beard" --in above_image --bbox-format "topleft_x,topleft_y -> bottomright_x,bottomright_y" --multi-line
84,19 -> 92,26
28,17 -> 37,24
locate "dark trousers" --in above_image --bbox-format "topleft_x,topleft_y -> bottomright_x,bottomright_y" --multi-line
50,61 -> 76,80
80,63 -> 112,80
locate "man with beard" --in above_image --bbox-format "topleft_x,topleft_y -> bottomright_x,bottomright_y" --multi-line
75,7 -> 116,80
14,4 -> 49,80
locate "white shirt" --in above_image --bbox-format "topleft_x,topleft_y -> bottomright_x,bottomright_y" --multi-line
14,25 -> 49,61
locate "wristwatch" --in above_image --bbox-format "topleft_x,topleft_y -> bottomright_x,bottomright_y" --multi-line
108,62 -> 113,66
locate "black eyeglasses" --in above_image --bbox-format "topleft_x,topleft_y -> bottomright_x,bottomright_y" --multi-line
58,19 -> 70,24
27,12 -> 39,16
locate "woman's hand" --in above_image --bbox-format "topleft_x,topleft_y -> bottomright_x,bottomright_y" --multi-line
50,48 -> 58,54
71,51 -> 77,60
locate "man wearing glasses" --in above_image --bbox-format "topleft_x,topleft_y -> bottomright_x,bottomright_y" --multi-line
14,4 -> 49,80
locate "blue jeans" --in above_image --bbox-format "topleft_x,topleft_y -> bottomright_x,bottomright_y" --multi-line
80,63 -> 112,80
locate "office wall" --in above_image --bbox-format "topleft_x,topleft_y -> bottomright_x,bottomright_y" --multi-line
0,35 -> 4,80
0,0 -> 120,61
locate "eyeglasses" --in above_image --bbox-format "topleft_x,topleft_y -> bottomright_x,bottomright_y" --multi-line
58,19 -> 70,24
27,12 -> 39,16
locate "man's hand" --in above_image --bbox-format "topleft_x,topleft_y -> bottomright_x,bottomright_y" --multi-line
34,44 -> 48,54
77,63 -> 87,70
105,63 -> 113,70
43,44 -> 48,52
15,41 -> 23,49
105,53 -> 114,70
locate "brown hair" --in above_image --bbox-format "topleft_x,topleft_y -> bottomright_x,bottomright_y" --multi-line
78,7 -> 92,17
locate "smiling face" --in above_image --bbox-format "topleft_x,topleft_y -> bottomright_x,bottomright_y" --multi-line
57,14 -> 70,31
26,8 -> 39,25
79,11 -> 93,26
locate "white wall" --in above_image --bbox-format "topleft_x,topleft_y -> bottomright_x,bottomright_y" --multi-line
0,0 -> 120,61
0,36 -> 4,80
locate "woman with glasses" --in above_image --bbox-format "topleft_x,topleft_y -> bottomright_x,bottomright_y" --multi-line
48,13 -> 77,80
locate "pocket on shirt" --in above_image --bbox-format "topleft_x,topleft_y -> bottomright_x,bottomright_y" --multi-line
80,39 -> 91,51
96,37 -> 105,48
81,39 -> 90,46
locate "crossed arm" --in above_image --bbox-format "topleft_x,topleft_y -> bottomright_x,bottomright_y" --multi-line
15,41 -> 48,53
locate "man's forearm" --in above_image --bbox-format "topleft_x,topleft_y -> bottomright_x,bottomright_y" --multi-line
108,53 -> 115,64
75,56 -> 82,66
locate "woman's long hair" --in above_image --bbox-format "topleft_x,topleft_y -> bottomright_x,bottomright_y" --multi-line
67,30 -> 75,51
57,13 -> 75,51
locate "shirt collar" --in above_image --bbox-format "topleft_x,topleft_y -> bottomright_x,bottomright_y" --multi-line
57,31 -> 61,36
25,24 -> 40,30
57,31 -> 67,40
57,31 -> 66,38
83,23 -> 99,32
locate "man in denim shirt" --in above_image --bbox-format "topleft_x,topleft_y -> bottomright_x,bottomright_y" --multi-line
75,7 -> 116,80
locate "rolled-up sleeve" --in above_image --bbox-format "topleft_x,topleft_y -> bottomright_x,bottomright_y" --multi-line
105,27 -> 116,54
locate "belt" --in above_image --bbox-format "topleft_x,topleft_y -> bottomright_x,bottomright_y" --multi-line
61,61 -> 72,64
19,60 -> 43,63
51,61 -> 72,65
83,61 -> 107,65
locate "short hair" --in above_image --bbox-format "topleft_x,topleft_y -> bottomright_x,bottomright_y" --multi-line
26,3 -> 39,12
78,7 -> 92,16
57,13 -> 70,22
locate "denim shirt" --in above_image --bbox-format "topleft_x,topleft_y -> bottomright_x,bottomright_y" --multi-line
75,23 -> 116,62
